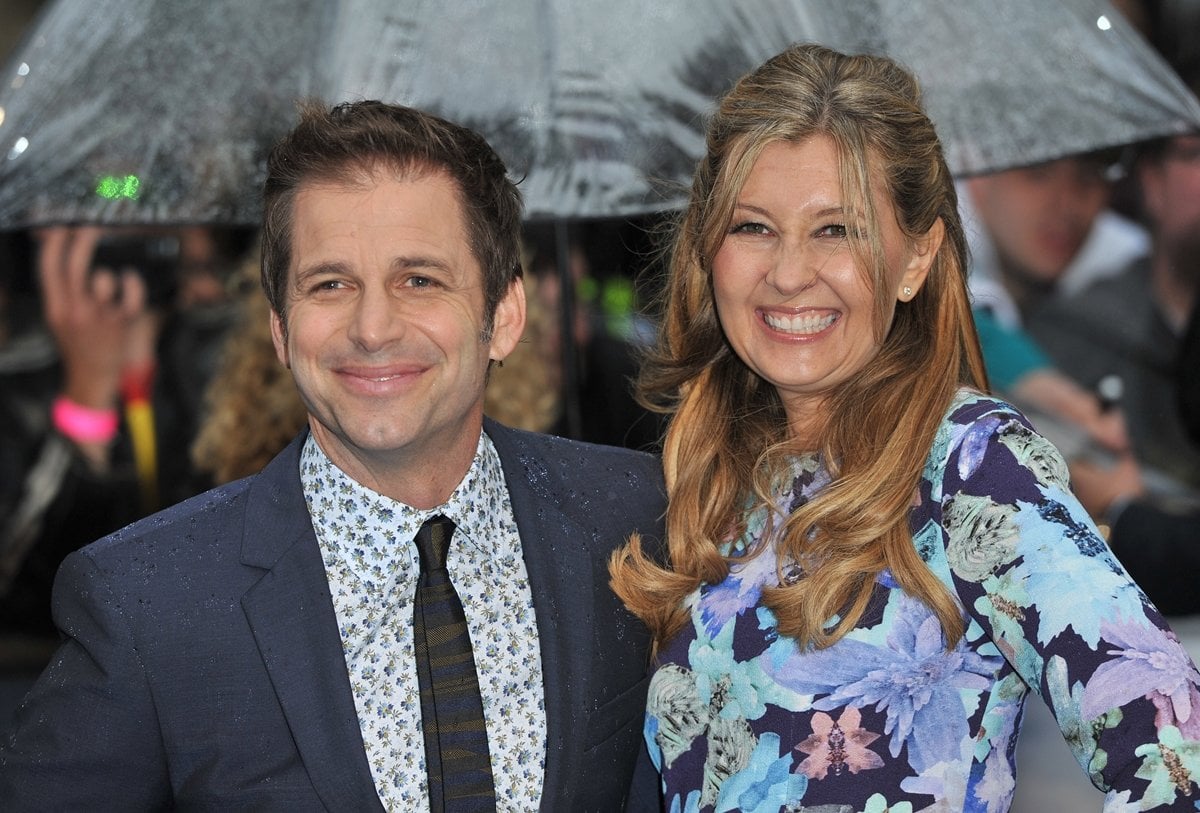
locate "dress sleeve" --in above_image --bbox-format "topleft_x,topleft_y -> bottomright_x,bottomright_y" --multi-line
933,404 -> 1200,809
0,549 -> 172,810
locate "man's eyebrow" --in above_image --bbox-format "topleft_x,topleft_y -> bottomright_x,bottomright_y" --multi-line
293,255 -> 452,282
293,260 -> 348,283
392,255 -> 452,272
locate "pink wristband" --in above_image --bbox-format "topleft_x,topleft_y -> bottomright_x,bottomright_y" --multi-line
52,396 -> 119,444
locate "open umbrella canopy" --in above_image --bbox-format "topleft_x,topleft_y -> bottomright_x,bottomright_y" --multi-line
0,0 -> 1197,227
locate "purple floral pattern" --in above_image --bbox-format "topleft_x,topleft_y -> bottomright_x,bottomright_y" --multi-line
646,391 -> 1200,811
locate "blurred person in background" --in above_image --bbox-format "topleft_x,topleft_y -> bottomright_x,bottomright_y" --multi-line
0,224 -> 248,645
962,150 -> 1200,612
961,150 -> 1147,453
965,150 -> 1147,326
522,221 -> 665,451
1180,299 -> 1200,447
957,0 -> 1173,526
1025,116 -> 1200,615
0,222 -> 251,733
190,250 -> 310,485
0,228 -> 143,651
958,143 -> 1200,614
1029,124 -> 1200,498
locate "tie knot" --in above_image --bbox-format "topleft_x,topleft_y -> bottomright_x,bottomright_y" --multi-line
415,514 -> 455,573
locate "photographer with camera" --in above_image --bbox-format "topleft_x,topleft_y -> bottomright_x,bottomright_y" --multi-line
1,225 -> 245,709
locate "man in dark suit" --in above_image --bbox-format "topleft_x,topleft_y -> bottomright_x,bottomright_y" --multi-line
0,101 -> 665,811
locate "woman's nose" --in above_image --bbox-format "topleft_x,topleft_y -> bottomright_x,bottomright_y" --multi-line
765,242 -> 824,296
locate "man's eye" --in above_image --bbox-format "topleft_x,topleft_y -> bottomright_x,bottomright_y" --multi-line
407,275 -> 435,288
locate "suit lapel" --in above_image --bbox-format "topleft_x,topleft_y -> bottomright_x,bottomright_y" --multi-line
486,421 -> 595,810
239,435 -> 384,812
241,426 -> 603,809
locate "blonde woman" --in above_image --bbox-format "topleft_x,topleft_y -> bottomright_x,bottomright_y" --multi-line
611,43 -> 1200,811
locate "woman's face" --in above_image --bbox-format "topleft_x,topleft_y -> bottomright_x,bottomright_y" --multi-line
711,135 -> 938,439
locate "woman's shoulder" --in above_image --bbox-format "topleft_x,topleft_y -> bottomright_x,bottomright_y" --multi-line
941,388 -> 1030,429
924,388 -> 1063,489
928,389 -> 1030,459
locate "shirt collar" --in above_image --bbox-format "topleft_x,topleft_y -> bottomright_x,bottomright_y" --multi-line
300,431 -> 516,565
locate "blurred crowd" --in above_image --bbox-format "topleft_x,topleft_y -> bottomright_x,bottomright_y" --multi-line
1,0 -> 1199,709
961,0 -> 1200,615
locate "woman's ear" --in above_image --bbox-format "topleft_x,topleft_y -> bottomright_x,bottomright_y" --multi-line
897,217 -> 944,301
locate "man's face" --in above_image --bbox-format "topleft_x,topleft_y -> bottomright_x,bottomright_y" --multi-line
1141,135 -> 1200,278
271,169 -> 524,491
967,157 -> 1112,283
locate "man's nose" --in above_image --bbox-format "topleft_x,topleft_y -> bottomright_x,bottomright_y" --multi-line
347,288 -> 404,351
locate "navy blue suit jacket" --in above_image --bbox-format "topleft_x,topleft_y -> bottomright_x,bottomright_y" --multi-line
0,420 -> 666,811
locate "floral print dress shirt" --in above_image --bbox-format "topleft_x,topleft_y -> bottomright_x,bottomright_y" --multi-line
302,432 -> 545,812
646,391 -> 1200,812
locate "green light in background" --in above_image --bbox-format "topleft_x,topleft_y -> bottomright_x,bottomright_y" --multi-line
95,174 -> 141,200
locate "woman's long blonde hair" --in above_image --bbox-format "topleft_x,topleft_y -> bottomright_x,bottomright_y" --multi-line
610,43 -> 987,651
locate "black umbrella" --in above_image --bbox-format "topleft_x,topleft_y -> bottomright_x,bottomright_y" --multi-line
0,0 -> 1197,227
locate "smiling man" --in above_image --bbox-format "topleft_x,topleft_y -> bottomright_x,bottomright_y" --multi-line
0,101 -> 666,812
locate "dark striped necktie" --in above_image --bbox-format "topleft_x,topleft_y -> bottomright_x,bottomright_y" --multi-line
412,515 -> 497,812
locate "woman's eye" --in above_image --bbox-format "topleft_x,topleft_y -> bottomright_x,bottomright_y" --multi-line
817,224 -> 848,239
731,221 -> 771,236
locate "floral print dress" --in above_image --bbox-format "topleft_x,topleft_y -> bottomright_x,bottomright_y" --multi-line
646,392 -> 1200,812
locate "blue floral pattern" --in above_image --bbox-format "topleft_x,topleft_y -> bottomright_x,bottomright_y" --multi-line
646,392 -> 1200,811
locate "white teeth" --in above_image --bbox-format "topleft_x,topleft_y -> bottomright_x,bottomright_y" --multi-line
763,312 -> 837,334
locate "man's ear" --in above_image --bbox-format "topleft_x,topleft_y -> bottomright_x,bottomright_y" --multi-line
488,277 -> 526,361
270,308 -> 290,368
898,217 -> 944,301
